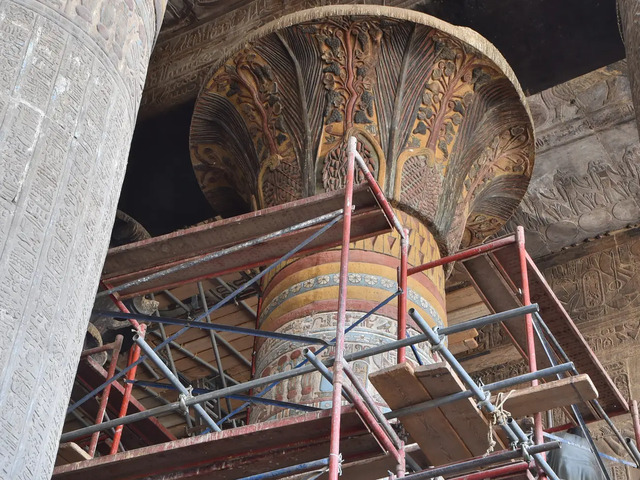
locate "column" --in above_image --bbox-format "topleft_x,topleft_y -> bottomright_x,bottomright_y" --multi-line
0,0 -> 165,478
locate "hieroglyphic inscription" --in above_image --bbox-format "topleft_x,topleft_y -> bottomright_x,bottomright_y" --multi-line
0,0 -> 161,477
544,231 -> 640,326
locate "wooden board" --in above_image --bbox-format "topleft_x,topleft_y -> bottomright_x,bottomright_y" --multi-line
462,241 -> 628,415
369,362 -> 472,465
53,408 -> 383,480
502,374 -> 598,418
448,329 -> 479,354
415,362 -> 504,456
101,185 -> 391,298
56,443 -> 91,466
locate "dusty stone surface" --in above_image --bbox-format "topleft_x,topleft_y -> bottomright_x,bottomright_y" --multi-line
0,0 -> 163,477
502,61 -> 640,257
141,0 -> 424,118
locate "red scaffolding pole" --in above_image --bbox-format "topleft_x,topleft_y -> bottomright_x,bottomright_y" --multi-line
327,136 -> 356,480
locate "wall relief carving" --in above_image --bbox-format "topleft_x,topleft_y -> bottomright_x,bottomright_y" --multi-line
501,61 -> 640,257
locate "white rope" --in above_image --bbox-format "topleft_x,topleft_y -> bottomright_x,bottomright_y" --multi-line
484,390 -> 516,456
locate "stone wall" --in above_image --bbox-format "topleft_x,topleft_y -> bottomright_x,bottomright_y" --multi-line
0,0 -> 164,477
502,61 -> 640,257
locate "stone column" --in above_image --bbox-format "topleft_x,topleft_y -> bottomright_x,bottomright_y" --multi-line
0,1 -> 165,478
189,6 -> 535,421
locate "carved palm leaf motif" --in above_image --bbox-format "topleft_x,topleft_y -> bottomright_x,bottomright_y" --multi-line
190,6 -> 534,253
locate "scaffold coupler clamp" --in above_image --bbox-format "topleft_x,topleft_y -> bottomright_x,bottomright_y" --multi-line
520,443 -> 533,464
429,334 -> 446,353
477,390 -> 492,411
178,386 -> 194,417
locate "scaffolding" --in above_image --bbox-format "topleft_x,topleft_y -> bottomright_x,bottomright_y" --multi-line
53,138 -> 637,479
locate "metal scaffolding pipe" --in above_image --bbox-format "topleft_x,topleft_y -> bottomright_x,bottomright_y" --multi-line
508,419 -> 560,480
409,308 -> 520,446
98,208 -> 344,298
328,136 -> 356,480
214,277 -> 257,318
633,400 -> 640,450
127,379 -> 321,413
447,462 -> 530,480
303,350 -> 351,403
60,332 -> 571,441
304,352 -> 402,465
88,334 -> 123,457
68,211 -> 343,416
530,312 -> 612,479
437,304 -> 539,336
341,358 -> 403,449
146,330 -> 239,385
397,231 -> 408,363
110,326 -> 144,455
214,290 -> 400,426
352,146 -> 406,240
199,281 -> 234,426
516,227 -> 544,474
534,311 -> 635,467
93,309 -> 332,346
407,235 -> 516,276
402,442 -> 560,479
134,334 -> 221,433
238,457 -> 330,480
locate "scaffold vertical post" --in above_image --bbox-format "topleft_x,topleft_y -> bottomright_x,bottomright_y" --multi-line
396,440 -> 406,478
107,296 -> 144,455
398,229 -> 409,364
633,400 -> 640,450
517,225 -> 544,476
328,137 -> 355,479
88,335 -> 123,457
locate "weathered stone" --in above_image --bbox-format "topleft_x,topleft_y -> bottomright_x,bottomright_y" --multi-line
618,0 -> 640,137
0,1 -> 164,477
501,61 -> 640,257
141,0 -> 425,118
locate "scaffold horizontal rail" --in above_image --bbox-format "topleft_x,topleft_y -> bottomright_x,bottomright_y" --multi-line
100,185 -> 391,298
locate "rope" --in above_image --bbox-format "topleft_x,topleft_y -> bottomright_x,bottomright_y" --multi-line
328,453 -> 343,476
484,390 -> 516,456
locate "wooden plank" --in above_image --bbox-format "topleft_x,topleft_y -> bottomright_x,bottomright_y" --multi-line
369,362 -> 472,465
53,408 -> 381,480
502,374 -> 598,418
56,443 -> 91,466
101,186 -> 391,298
415,362 -> 504,457
448,329 -> 479,354
462,243 -> 627,415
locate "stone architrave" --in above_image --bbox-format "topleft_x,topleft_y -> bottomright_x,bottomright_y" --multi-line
0,1 -> 165,478
501,61 -> 640,257
141,0 -> 424,118
189,6 -> 534,421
